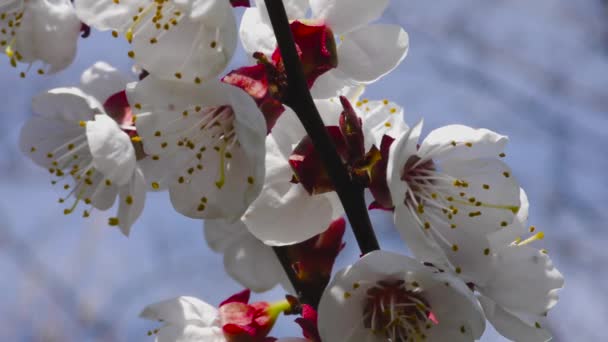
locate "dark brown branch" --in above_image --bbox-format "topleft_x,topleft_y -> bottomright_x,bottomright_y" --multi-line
264,0 -> 380,306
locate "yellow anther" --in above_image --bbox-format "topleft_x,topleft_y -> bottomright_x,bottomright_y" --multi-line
151,182 -> 160,190
108,217 -> 120,226
125,195 -> 133,205
518,232 -> 545,246
131,136 -> 142,142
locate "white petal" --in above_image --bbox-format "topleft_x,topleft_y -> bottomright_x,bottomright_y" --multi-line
479,296 -> 552,342
137,156 -> 173,191
309,0 -> 389,34
387,120 -> 423,207
488,188 -> 531,248
80,61 -> 129,103
116,167 -> 146,236
418,125 -> 508,162
393,203 -> 448,266
168,141 -> 261,220
155,324 -> 225,342
440,158 -> 521,236
14,0 -> 81,72
337,25 -> 409,83
358,99 -> 408,150
131,4 -> 236,83
140,296 -> 219,326
31,87 -> 103,121
20,88 -> 100,168
75,0 -> 147,32
173,0 -> 232,22
86,115 -> 136,186
253,0 -> 309,25
239,8 -> 276,56
424,272 -> 486,339
204,219 -> 284,292
309,70 -> 353,99
129,78 -> 266,220
480,246 -> 564,315
77,172 -> 119,211
244,183 -> 335,246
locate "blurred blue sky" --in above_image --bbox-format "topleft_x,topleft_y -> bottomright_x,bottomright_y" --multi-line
1,1 -> 607,341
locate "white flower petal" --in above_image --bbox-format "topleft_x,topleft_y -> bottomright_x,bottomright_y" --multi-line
393,203 -> 447,266
14,0 -> 81,72
20,88 -> 100,168
309,70 -> 353,99
131,4 -> 236,83
80,61 -> 129,103
480,245 -> 564,315
140,296 -> 219,327
76,172 -> 119,210
31,87 -> 102,122
75,0 -> 147,32
357,99 -> 408,150
479,296 -> 552,342
137,156 -> 173,191
116,167 -> 146,236
337,24 -> 409,83
387,120 -> 423,207
439,158 -> 521,236
488,188 -> 531,248
253,0 -> 309,25
86,114 -> 136,186
204,219 -> 284,292
309,0 -> 389,34
239,8 -> 276,56
129,77 -> 266,220
418,125 -> 508,162
173,0 -> 232,22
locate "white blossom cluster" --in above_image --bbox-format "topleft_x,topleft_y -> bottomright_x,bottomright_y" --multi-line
7,0 -> 563,341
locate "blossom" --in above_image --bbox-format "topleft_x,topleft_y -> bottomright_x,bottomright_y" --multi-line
140,289 -> 290,342
75,0 -> 237,83
240,0 -> 409,98
388,124 -> 564,341
318,250 -> 486,341
19,65 -> 147,235
1,0 -> 81,75
387,121 -> 522,278
127,76 -> 267,221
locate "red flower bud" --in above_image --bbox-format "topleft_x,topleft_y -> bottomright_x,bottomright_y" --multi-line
219,290 -> 291,342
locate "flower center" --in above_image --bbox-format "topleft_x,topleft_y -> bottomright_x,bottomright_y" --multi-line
363,279 -> 436,341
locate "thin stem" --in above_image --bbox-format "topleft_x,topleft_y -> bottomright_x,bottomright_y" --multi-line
264,1 -> 380,254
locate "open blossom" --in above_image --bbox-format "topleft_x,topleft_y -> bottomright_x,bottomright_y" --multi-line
388,121 -> 564,342
127,76 -> 267,221
387,121 -> 522,278
19,63 -> 147,235
240,0 -> 409,98
318,251 -> 486,342
140,289 -> 290,342
75,0 -> 237,83
1,0 -> 81,75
